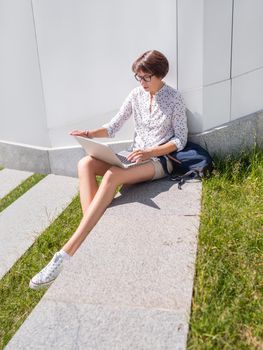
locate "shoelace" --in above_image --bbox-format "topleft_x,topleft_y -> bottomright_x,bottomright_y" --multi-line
38,254 -> 63,280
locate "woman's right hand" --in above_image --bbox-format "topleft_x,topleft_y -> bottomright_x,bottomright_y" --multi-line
69,129 -> 90,138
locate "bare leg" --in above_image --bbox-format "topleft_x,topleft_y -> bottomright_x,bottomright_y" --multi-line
29,161 -> 155,290
62,162 -> 155,256
78,155 -> 111,214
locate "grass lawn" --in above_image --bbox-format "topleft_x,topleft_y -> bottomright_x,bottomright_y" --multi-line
0,152 -> 262,349
0,173 -> 46,213
0,176 -> 121,348
187,148 -> 263,350
0,193 -> 83,348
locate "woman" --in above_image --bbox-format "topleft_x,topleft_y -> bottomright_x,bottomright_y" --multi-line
29,50 -> 188,289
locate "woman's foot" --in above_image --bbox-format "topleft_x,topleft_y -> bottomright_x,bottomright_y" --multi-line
29,252 -> 65,290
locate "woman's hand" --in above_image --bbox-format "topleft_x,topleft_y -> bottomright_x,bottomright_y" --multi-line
127,149 -> 153,163
69,129 -> 90,138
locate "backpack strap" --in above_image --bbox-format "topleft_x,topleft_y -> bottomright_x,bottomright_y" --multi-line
170,169 -> 203,189
158,140 -> 213,189
158,156 -> 199,189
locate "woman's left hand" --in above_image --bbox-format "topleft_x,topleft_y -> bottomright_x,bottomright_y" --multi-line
127,149 -> 152,163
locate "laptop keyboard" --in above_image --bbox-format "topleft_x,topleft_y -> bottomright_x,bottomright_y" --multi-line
115,153 -> 133,165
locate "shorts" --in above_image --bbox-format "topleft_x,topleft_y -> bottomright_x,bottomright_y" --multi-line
150,157 -> 173,181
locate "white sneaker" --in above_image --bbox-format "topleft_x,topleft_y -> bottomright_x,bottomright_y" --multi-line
29,252 -> 64,290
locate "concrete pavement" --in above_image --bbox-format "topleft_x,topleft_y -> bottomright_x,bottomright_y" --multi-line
5,178 -> 202,350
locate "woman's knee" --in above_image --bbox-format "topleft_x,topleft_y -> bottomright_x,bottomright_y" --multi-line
103,166 -> 123,186
77,155 -> 94,175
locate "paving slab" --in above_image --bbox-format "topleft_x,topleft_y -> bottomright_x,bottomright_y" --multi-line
5,178 -> 202,350
0,174 -> 78,279
6,300 -> 188,350
0,168 -> 33,199
44,215 -> 199,312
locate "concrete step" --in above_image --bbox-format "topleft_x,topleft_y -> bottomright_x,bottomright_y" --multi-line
5,179 -> 202,350
0,168 -> 33,199
0,174 -> 78,279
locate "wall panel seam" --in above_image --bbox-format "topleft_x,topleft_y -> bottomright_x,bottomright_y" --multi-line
30,0 -> 50,143
229,0 -> 235,121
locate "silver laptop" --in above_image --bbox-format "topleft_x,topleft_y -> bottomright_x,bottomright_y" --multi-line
74,136 -> 150,168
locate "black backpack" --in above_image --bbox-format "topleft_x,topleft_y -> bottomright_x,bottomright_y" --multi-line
158,141 -> 213,189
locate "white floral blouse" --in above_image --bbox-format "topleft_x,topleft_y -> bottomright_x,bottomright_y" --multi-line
103,83 -> 188,152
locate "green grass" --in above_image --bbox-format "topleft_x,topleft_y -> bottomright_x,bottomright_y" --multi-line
0,194 -> 83,348
1,154 -> 262,349
0,176 -> 121,348
0,173 -> 47,213
187,148 -> 263,350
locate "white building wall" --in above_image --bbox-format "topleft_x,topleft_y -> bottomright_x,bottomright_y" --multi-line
231,0 -> 263,120
179,0 -> 263,133
32,0 -> 178,147
0,0 -> 262,147
0,0 -> 49,147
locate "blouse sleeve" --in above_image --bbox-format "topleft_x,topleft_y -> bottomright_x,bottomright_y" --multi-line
102,91 -> 133,138
169,91 -> 188,151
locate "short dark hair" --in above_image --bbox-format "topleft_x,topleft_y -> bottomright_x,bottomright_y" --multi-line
132,50 -> 169,79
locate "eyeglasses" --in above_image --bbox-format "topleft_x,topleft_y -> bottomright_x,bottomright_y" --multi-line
134,74 -> 154,82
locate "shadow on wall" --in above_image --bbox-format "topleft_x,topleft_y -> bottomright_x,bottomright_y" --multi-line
186,109 -> 203,134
